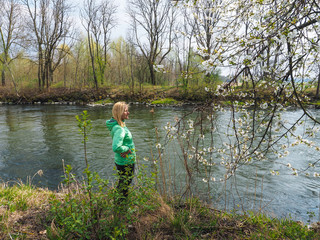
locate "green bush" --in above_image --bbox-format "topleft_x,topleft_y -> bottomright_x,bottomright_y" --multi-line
48,164 -> 159,239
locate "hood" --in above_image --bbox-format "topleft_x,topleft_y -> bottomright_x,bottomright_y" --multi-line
106,118 -> 118,131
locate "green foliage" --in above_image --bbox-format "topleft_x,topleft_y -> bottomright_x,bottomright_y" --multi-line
51,81 -> 64,88
223,100 -> 245,106
151,98 -> 179,105
93,98 -> 114,105
49,165 -> 114,239
48,163 -> 159,239
131,165 -> 159,213
309,100 -> 320,106
307,211 -> 316,224
75,110 -> 92,168
23,78 -> 38,89
75,110 -> 92,143
204,71 -> 221,85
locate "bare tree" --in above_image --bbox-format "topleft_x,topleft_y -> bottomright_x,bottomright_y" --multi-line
192,0 -> 222,59
0,0 -> 24,88
109,37 -> 126,85
22,0 -> 73,90
190,0 -> 222,83
174,3 -> 197,91
125,34 -> 148,94
81,0 -> 117,89
100,0 -> 117,84
127,0 -> 176,85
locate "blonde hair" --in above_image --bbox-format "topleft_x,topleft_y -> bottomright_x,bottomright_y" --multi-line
112,101 -> 128,127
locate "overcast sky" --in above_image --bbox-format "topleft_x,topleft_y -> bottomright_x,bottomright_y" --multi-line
111,0 -> 130,39
71,0 -> 129,40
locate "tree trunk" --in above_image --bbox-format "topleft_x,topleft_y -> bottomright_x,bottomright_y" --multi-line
88,36 -> 98,90
149,62 -> 156,85
63,58 -> 67,88
130,56 -> 134,95
316,71 -> 320,99
49,66 -> 54,90
1,68 -> 5,86
38,50 -> 43,89
45,60 -> 49,90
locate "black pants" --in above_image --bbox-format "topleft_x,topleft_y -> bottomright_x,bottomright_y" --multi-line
115,163 -> 135,199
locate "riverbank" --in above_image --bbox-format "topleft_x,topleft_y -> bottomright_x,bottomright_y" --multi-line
1,86 -> 320,108
0,182 -> 319,240
0,86 -> 197,105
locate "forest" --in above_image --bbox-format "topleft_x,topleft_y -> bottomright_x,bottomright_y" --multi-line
0,0 -> 224,97
0,0 -> 318,103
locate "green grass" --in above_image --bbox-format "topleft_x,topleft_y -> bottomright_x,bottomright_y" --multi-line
151,97 -> 179,105
165,199 -> 319,240
0,181 -> 319,239
51,81 -> 65,88
93,98 -> 114,105
0,183 -> 45,212
222,100 -> 245,106
0,182 -> 52,239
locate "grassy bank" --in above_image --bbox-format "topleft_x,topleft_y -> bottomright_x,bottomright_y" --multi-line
0,180 -> 319,240
0,85 -> 202,105
1,84 -> 320,108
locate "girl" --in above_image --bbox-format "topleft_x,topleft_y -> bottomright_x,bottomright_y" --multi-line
106,102 -> 136,201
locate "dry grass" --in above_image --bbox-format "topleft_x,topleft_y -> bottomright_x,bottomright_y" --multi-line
129,195 -> 174,239
0,182 -> 53,239
0,181 -> 319,239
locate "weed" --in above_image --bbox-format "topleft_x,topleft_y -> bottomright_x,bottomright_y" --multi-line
75,110 -> 92,168
307,211 -> 316,224
48,163 -> 162,239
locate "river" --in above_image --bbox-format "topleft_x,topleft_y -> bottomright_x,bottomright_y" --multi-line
0,104 -> 319,223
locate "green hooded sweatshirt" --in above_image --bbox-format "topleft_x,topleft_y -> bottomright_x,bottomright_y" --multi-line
106,118 -> 136,165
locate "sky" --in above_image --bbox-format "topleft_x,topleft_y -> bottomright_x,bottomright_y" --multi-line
71,0 -> 129,40
110,0 -> 130,39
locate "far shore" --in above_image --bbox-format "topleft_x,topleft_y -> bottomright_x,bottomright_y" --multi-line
0,86 -> 320,108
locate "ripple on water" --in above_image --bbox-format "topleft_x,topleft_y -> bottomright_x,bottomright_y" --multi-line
0,105 -> 320,223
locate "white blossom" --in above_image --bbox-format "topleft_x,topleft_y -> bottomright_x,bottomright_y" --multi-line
260,102 -> 268,109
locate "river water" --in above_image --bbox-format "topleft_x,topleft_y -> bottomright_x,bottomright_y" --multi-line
0,104 -> 319,223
